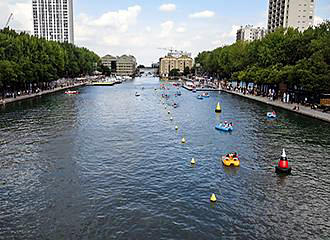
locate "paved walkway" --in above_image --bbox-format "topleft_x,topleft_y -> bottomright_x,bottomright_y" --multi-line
221,89 -> 330,123
0,83 -> 86,105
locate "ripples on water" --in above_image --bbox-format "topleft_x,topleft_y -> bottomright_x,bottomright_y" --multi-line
0,78 -> 329,239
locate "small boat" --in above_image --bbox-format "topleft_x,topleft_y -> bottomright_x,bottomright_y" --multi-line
197,95 -> 203,100
215,123 -> 233,131
65,90 -> 79,94
176,91 -> 182,96
192,88 -> 197,93
267,111 -> 277,118
275,149 -> 292,174
173,103 -> 178,108
135,92 -> 140,97
222,153 -> 240,167
201,92 -> 209,98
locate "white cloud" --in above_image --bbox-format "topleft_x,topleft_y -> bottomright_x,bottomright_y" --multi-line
159,3 -> 176,12
189,10 -> 215,19
0,0 -> 32,32
193,35 -> 203,40
103,36 -> 121,46
212,40 -> 222,46
160,21 -> 174,38
91,5 -> 141,32
211,25 -> 240,47
176,26 -> 186,33
314,16 -> 324,26
220,25 -> 240,39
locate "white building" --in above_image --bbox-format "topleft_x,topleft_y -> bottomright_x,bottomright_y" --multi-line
236,25 -> 266,41
268,0 -> 315,32
32,0 -> 74,44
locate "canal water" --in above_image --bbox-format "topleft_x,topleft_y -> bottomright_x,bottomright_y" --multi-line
0,77 -> 329,239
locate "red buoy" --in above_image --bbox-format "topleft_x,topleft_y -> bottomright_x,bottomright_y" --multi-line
275,149 -> 292,174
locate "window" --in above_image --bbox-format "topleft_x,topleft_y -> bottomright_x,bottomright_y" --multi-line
309,16 -> 312,19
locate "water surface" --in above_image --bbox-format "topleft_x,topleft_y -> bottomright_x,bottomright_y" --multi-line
0,77 -> 329,239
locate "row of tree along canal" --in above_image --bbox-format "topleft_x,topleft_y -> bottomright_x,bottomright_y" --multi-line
0,28 -> 101,99
195,21 -> 330,106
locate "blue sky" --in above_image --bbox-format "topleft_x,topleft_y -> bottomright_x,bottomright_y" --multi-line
1,0 -> 330,65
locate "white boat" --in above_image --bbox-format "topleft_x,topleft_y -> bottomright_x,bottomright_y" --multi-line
65,90 -> 79,94
267,112 -> 277,118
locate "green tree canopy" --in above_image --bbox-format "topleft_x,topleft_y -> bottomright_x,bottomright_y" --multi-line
195,21 -> 330,94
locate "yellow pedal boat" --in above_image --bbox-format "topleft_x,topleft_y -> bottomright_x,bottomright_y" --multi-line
222,154 -> 240,167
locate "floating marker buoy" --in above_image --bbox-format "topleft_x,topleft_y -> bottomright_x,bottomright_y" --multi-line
210,193 -> 217,202
191,158 -> 196,164
175,126 -> 179,130
275,148 -> 292,174
215,102 -> 221,113
181,137 -> 186,144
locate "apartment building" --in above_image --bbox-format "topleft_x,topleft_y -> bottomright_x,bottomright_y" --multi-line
32,0 -> 74,43
116,55 -> 137,77
101,55 -> 136,76
236,25 -> 266,41
101,55 -> 117,73
268,0 -> 315,32
159,55 -> 193,78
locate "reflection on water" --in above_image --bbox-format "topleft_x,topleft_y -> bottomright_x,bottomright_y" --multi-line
0,77 -> 329,239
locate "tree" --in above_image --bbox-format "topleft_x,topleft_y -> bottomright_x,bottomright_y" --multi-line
169,68 -> 180,77
0,28 -> 101,95
194,21 -> 330,97
183,66 -> 190,76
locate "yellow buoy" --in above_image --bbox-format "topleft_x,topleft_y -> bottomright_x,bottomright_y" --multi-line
210,193 -> 217,202
191,158 -> 196,164
175,126 -> 179,130
181,137 -> 186,144
215,102 -> 221,113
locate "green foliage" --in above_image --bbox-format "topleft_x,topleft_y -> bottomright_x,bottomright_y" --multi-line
183,66 -> 191,76
169,68 -> 180,77
195,21 -> 330,93
98,64 -> 111,76
0,28 -> 100,92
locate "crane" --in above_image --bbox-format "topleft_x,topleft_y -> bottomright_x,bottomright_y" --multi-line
4,13 -> 13,28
